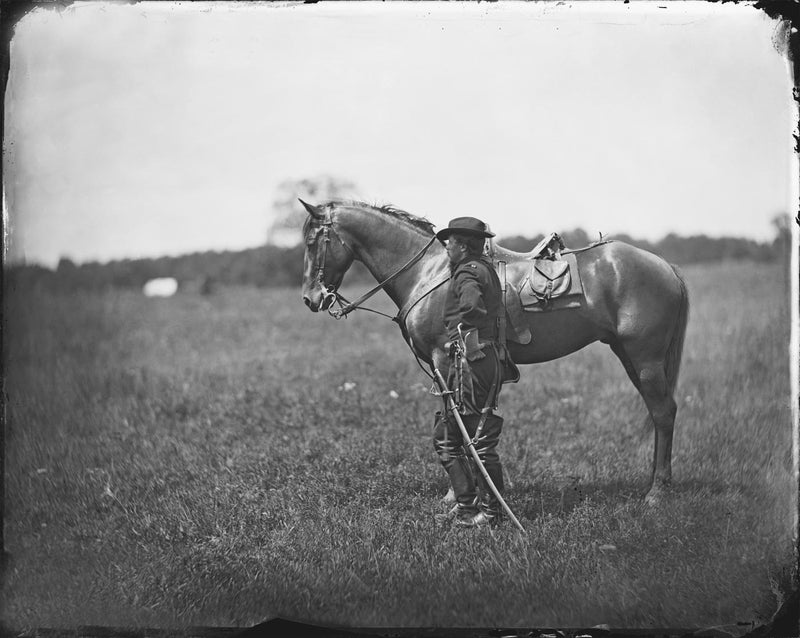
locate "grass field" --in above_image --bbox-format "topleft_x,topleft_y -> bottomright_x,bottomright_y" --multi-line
3,260 -> 796,631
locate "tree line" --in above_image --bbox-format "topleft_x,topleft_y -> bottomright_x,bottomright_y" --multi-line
5,224 -> 791,295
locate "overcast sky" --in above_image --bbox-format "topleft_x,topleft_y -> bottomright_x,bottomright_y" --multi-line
3,1 -> 795,267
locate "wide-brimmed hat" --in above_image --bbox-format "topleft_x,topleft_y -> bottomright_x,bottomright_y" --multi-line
435,216 -> 495,242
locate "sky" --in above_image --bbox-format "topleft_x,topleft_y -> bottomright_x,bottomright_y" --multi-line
3,1 -> 796,267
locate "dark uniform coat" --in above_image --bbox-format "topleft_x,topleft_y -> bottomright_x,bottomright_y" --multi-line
442,254 -> 505,414
444,255 -> 503,343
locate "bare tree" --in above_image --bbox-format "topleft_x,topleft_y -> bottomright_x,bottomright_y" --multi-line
267,175 -> 357,246
771,212 -> 792,268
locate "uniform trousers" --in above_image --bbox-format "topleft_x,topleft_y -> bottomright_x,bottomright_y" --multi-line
433,343 -> 505,513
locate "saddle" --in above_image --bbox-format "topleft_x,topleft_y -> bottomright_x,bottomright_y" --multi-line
518,254 -> 581,309
491,233 -> 589,346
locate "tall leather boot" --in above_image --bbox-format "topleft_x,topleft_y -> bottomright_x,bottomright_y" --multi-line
432,411 -> 478,516
477,460 -> 504,518
446,454 -> 479,519
458,414 -> 504,528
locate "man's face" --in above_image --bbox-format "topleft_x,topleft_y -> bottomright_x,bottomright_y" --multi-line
445,237 -> 466,265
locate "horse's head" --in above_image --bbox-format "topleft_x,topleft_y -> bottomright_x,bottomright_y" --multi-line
300,199 -> 355,312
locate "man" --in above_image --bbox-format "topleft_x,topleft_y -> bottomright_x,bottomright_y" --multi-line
433,216 -> 509,528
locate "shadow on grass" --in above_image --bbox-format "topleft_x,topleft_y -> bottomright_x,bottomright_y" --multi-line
509,478 -> 644,519
508,476 -> 759,520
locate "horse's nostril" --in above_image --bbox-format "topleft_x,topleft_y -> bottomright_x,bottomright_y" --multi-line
303,296 -> 312,307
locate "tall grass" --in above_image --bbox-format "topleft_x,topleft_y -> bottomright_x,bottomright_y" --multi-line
3,261 -> 795,630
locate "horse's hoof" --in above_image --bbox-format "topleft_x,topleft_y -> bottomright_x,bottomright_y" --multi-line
644,491 -> 661,507
644,485 -> 670,506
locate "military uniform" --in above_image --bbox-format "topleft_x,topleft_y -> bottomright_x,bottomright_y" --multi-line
433,217 -> 508,527
442,255 -> 505,414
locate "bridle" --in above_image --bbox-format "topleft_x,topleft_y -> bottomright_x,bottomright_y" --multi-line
309,207 -> 355,313
309,206 -> 438,320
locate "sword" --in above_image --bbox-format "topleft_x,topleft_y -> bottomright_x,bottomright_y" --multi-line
433,368 -> 525,532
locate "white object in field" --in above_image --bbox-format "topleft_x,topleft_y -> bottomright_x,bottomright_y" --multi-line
143,277 -> 178,297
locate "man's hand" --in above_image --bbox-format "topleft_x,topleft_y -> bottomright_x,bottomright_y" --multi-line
462,329 -> 486,361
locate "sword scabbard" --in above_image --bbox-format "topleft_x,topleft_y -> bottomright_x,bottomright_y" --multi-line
433,368 -> 525,532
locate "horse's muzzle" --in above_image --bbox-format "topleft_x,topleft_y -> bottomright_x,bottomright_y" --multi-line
302,295 -> 319,312
302,287 -> 336,312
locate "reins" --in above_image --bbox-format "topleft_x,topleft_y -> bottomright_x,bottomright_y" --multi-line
313,207 -> 443,378
319,208 -> 439,320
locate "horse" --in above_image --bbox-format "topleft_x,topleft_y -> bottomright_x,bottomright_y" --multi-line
299,199 -> 689,504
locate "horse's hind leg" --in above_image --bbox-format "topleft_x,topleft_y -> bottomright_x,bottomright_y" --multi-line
637,361 -> 676,503
610,341 -> 676,503
610,341 -> 657,432
609,340 -> 642,393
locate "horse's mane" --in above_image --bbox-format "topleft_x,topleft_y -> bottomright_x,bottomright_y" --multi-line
308,199 -> 435,236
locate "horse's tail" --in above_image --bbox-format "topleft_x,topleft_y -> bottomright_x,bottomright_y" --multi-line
665,264 -> 690,395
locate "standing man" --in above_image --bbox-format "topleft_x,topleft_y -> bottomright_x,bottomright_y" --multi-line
433,217 -> 510,528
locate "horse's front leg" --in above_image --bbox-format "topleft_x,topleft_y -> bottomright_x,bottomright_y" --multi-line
430,346 -> 449,378
428,346 -> 461,507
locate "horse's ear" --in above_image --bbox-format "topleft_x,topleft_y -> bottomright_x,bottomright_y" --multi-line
298,198 -> 324,220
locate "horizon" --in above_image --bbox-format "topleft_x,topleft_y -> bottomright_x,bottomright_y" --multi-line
3,2 -> 796,268
10,216 -> 788,270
